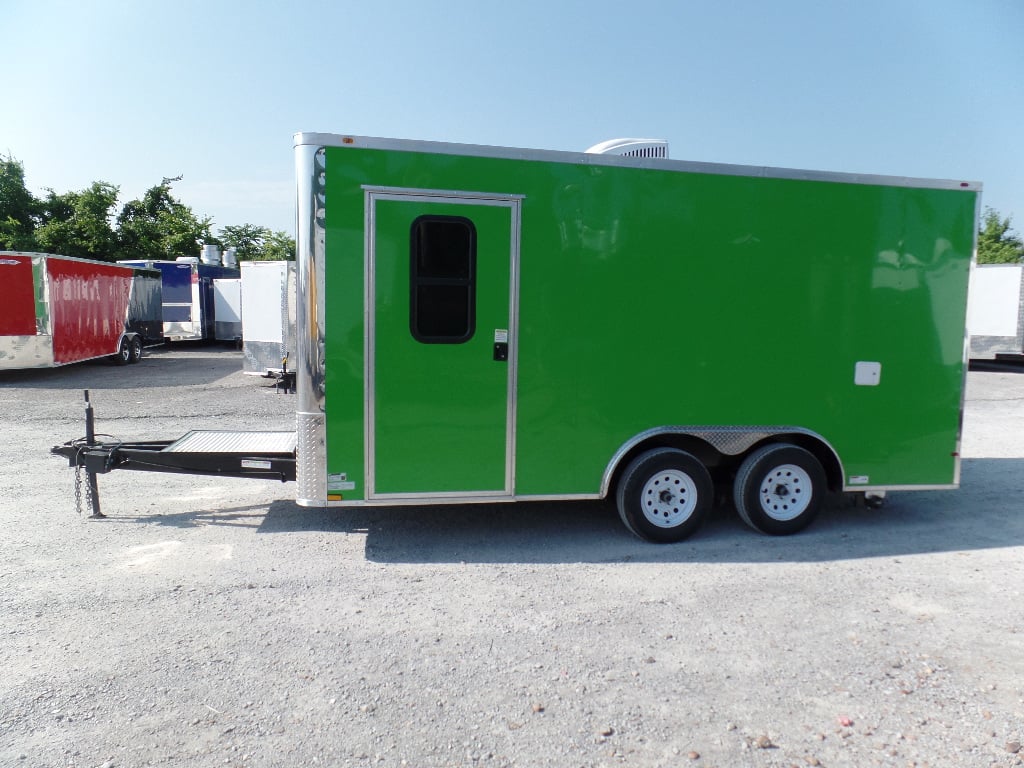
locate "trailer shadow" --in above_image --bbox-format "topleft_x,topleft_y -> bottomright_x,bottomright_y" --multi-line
101,502 -> 271,529
255,457 -> 1024,565
0,343 -> 245,390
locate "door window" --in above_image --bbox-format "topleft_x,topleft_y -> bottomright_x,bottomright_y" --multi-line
410,215 -> 476,343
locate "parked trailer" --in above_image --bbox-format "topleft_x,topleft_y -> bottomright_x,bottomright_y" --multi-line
212,278 -> 242,342
53,133 -> 980,542
118,256 -> 240,341
239,260 -> 296,375
966,263 -> 1024,363
1,251 -> 161,370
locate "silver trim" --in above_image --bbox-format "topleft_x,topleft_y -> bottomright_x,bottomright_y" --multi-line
368,490 -> 513,502
842,484 -> 958,493
362,185 -> 525,201
363,190 -> 376,497
599,425 -> 846,497
303,492 -> 602,508
294,142 -> 328,502
295,133 -> 981,193
363,187 -> 521,500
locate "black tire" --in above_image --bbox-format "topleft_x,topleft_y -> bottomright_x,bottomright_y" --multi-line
128,336 -> 143,363
114,337 -> 131,365
615,448 -> 714,543
733,443 -> 826,535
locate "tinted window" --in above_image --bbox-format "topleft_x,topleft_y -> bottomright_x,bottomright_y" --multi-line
410,216 -> 476,343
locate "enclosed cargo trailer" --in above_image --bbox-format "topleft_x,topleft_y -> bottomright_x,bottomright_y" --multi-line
240,260 -> 296,375
54,133 -> 980,542
212,278 -> 242,342
966,263 -> 1024,362
1,251 -> 161,370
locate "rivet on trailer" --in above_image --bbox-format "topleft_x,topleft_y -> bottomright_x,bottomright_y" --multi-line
51,133 -> 981,541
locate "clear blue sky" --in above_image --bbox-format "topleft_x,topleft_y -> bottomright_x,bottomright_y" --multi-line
5,0 -> 1023,238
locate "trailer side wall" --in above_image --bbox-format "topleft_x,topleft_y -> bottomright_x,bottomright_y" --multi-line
309,141 -> 977,501
47,258 -> 134,365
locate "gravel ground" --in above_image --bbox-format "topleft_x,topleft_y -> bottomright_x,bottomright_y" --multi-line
2,345 -> 1023,768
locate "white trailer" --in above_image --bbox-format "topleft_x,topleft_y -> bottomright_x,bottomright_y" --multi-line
966,263 -> 1024,360
240,260 -> 296,374
212,278 -> 242,342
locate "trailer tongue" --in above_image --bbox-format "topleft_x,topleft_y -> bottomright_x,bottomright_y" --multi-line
51,391 -> 296,518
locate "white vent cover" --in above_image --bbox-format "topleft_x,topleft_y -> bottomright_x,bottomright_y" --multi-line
584,138 -> 669,159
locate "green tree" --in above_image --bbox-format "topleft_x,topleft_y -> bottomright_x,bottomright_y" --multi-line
0,154 -> 40,250
218,224 -> 295,261
263,230 -> 296,261
34,181 -> 119,261
116,176 -> 214,261
977,207 -> 1024,264
219,223 -> 267,261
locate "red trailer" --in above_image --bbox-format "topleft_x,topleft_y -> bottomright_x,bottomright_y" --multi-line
0,251 -> 162,370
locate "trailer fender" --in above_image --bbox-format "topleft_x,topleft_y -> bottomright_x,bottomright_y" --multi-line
600,426 -> 845,499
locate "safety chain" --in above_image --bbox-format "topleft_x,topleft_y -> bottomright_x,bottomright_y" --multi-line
73,453 -> 95,516
74,464 -> 83,516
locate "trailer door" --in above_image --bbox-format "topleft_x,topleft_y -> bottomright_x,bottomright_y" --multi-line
367,190 -> 521,499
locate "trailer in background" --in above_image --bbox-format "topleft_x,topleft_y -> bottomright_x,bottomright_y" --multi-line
240,260 -> 296,375
212,278 -> 242,342
0,251 -> 162,370
120,246 -> 240,341
966,263 -> 1024,361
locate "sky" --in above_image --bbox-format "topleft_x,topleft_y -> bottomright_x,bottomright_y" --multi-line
4,0 -> 1023,239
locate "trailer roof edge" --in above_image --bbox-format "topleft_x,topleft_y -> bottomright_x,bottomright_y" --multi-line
292,132 -> 981,193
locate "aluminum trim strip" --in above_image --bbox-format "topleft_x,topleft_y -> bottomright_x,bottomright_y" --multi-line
364,188 -> 377,497
369,490 -> 513,501
306,492 -> 603,508
295,133 -> 981,193
364,188 -> 521,500
842,484 -> 959,493
362,185 -> 525,201
505,198 -> 522,495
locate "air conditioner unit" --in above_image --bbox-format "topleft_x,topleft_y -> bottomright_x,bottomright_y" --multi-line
584,138 -> 669,159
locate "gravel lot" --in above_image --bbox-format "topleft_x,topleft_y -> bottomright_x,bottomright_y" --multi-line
2,345 -> 1023,768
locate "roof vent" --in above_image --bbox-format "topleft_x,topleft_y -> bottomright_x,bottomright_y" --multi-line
584,138 -> 669,159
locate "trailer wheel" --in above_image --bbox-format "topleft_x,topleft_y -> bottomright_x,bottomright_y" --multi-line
733,444 -> 826,535
114,337 -> 131,365
128,336 -> 143,363
616,448 -> 713,543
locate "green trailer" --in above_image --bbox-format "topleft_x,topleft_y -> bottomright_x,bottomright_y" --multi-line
288,132 -> 979,542
53,133 -> 981,543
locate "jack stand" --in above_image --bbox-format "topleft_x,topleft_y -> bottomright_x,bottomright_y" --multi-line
83,390 -> 104,518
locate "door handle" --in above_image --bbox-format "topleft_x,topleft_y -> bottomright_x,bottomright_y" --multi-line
493,342 -> 508,362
